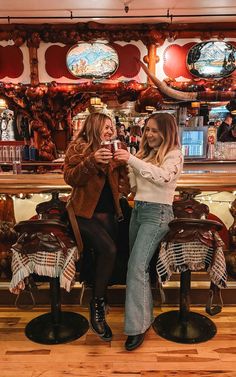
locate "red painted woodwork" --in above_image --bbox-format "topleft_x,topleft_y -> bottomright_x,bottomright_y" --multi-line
163,43 -> 195,79
163,41 -> 236,80
0,46 -> 24,79
110,43 -> 141,79
45,45 -> 73,79
45,43 -> 140,79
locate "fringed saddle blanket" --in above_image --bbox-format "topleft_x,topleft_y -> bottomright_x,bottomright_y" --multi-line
156,233 -> 227,288
10,245 -> 79,294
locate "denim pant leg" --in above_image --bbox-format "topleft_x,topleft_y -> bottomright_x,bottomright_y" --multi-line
124,202 -> 173,335
129,205 -> 140,252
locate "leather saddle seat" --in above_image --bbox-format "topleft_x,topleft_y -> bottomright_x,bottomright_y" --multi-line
13,219 -> 74,255
10,192 -> 89,345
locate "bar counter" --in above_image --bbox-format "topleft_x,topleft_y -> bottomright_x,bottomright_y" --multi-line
1,160 -> 236,193
1,162 -> 236,308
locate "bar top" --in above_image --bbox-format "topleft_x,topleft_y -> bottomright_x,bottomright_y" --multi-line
0,159 -> 236,193
0,169 -> 236,193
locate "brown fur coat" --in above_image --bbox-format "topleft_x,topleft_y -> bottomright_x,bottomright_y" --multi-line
64,140 -> 130,219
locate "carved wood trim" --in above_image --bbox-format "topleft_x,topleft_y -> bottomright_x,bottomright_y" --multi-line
2,22 -> 236,46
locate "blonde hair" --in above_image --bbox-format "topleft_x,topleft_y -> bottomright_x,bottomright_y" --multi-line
76,112 -> 114,152
136,113 -> 180,165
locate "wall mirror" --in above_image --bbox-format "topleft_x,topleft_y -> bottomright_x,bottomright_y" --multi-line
187,41 -> 236,78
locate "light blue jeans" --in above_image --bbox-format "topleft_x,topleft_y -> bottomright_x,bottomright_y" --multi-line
124,201 -> 174,335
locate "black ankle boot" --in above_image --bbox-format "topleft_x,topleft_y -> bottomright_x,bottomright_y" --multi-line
89,297 -> 112,341
125,333 -> 145,351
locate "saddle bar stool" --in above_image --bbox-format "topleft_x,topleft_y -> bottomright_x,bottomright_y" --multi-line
12,192 -> 89,345
153,189 -> 224,344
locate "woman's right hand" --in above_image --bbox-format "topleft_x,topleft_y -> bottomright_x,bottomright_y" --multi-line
94,147 -> 113,164
113,148 -> 130,163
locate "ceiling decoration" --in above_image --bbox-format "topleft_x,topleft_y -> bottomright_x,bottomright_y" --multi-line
1,0 -> 236,24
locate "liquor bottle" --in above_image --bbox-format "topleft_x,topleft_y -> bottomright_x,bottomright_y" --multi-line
115,116 -> 120,125
12,160 -> 22,174
207,142 -> 215,160
29,138 -> 38,161
129,135 -> 138,155
124,136 -> 131,152
22,144 -> 30,161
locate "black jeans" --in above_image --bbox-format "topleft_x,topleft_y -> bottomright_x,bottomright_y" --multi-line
77,212 -> 118,298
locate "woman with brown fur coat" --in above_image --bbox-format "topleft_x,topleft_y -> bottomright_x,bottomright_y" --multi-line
64,112 -> 130,342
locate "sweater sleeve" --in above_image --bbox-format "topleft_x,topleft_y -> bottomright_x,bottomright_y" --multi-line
128,166 -> 137,192
127,149 -> 183,185
118,165 -> 131,196
63,142 -> 101,187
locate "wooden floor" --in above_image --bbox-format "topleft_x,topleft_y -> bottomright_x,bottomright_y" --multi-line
1,305 -> 236,377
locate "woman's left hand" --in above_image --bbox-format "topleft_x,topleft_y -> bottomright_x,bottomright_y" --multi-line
113,149 -> 130,163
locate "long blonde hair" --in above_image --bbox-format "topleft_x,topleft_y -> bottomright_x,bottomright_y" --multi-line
76,112 -> 114,152
136,113 -> 180,165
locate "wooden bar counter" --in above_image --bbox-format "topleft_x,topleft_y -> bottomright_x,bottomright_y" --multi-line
1,160 -> 236,307
1,160 -> 236,194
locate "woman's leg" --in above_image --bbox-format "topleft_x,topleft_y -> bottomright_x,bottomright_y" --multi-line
77,214 -> 117,298
125,202 -> 173,336
77,214 -> 117,341
92,213 -> 118,297
129,205 -> 141,252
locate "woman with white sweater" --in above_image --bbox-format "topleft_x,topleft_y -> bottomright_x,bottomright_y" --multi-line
114,112 -> 183,351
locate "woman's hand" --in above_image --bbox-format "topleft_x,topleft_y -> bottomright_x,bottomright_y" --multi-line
94,147 -> 113,164
113,149 -> 130,163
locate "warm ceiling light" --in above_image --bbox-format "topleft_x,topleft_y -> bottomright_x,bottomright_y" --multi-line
90,97 -> 101,105
191,102 -> 200,108
145,106 -> 155,113
0,98 -> 7,109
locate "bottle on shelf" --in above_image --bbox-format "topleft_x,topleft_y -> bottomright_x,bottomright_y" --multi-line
2,145 -> 9,162
207,124 -> 217,160
29,138 -> 38,161
12,160 -> 22,174
22,143 -> 30,161
207,142 -> 215,160
129,135 -> 139,155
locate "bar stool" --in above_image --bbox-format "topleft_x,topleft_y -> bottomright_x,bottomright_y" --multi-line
153,189 -> 226,344
225,196 -> 236,280
11,192 -> 89,344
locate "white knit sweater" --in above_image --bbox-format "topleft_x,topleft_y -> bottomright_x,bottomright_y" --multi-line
128,149 -> 183,205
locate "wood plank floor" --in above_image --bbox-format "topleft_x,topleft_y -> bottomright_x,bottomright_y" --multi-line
1,305 -> 236,377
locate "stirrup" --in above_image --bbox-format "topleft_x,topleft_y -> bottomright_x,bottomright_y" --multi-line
15,277 -> 36,310
205,283 -> 223,316
79,282 -> 86,306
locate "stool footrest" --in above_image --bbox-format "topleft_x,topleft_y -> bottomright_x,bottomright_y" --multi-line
153,310 -> 217,344
25,311 -> 89,345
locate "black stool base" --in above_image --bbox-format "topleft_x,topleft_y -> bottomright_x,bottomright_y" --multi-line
153,310 -> 217,344
25,311 -> 89,345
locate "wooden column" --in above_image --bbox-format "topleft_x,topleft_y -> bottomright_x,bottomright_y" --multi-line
142,31 -> 165,84
27,32 -> 40,86
143,44 -> 158,85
